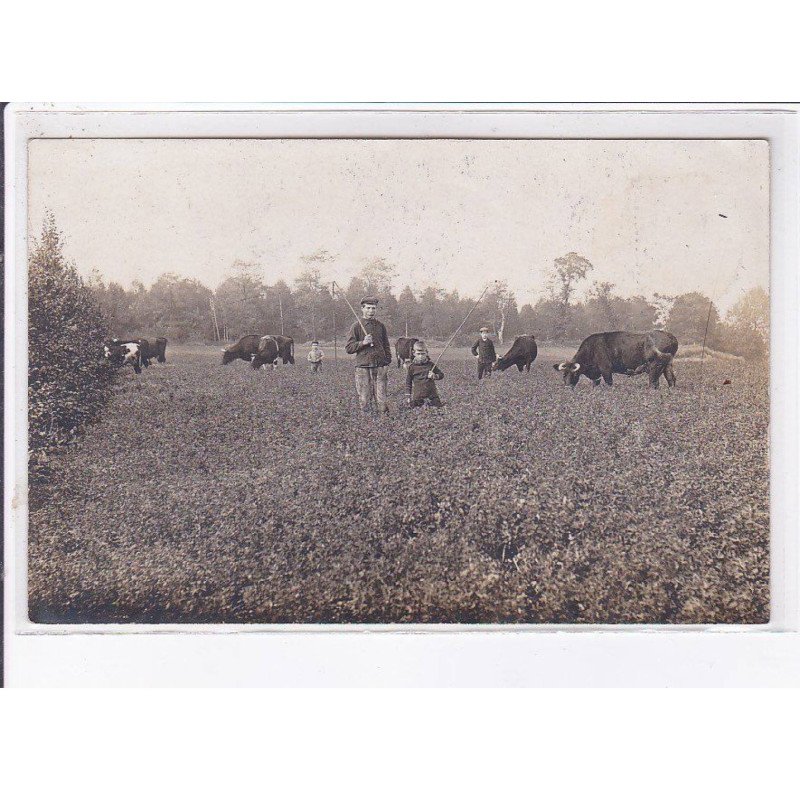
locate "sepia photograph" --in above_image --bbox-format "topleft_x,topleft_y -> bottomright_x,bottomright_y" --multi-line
24,135 -> 770,625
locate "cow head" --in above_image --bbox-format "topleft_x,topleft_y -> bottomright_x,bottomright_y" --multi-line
492,358 -> 508,372
554,361 -> 582,386
221,348 -> 236,365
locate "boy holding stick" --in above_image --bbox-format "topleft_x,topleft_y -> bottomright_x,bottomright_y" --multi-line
405,340 -> 444,408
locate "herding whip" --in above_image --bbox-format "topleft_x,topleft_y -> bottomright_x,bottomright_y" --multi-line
430,280 -> 499,373
332,281 -> 371,342
699,296 -> 715,394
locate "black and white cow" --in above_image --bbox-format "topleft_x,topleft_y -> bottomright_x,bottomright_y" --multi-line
104,341 -> 142,374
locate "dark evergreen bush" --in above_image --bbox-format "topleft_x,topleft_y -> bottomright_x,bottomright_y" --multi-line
29,213 -> 113,482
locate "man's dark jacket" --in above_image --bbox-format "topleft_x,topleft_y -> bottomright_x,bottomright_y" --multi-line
345,319 -> 392,368
471,338 -> 497,363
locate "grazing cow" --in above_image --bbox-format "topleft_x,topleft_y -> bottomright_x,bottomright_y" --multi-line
493,335 -> 538,373
222,334 -> 262,365
252,335 -> 280,370
395,337 -> 419,368
222,334 -> 293,366
554,330 -> 678,389
104,341 -> 142,374
274,335 -> 295,364
152,337 -> 168,363
111,338 -> 153,367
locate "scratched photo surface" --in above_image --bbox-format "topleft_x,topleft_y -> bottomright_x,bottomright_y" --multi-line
27,139 -> 770,623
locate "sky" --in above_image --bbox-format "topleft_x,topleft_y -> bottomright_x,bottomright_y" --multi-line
28,138 -> 769,314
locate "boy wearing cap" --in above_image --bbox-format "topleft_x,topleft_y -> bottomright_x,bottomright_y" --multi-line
345,296 -> 393,412
307,341 -> 324,372
471,327 -> 497,379
405,340 -> 444,408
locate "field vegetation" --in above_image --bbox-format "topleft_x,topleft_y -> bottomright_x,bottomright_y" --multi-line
28,345 -> 769,625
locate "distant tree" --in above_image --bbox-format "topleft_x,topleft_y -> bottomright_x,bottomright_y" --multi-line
652,293 -> 675,327
723,286 -> 769,359
148,273 -> 214,342
418,285 -> 446,339
264,279 -> 296,337
294,265 -> 331,341
584,281 -> 619,331
518,303 -> 536,335
583,284 -> 658,334
481,281 -> 518,344
727,287 -> 769,342
666,292 -> 719,345
622,295 -> 659,331
547,252 -> 594,340
228,259 -> 264,302
88,273 -> 137,336
528,298 -> 564,341
359,256 -> 396,297
397,285 -> 418,337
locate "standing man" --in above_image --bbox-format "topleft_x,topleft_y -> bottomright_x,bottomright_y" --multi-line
471,326 -> 497,379
345,296 -> 393,413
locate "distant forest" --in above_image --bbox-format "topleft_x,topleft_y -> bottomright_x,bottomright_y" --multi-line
86,245 -> 768,360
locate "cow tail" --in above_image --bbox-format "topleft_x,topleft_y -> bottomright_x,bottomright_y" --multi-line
654,347 -> 674,364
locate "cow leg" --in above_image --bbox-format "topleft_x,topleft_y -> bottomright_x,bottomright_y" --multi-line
648,361 -> 666,389
664,362 -> 676,387
517,363 -> 524,372
251,356 -> 263,369
602,371 -> 613,386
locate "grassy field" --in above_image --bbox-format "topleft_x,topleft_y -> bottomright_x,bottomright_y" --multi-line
28,343 -> 770,624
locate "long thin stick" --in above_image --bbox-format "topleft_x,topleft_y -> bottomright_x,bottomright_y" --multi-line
699,297 -> 714,391
430,280 -> 498,372
332,281 -> 369,338
332,283 -> 338,365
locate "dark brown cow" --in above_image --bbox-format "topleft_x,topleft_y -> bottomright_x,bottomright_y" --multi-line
554,330 -> 678,389
152,337 -> 167,363
222,335 -> 261,365
395,337 -> 419,368
493,335 -> 538,373
222,334 -> 293,367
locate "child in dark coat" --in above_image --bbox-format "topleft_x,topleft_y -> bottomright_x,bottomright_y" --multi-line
471,326 -> 497,379
405,340 -> 444,408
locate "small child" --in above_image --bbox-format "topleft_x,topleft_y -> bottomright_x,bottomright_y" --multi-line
307,341 -> 324,372
405,340 -> 444,408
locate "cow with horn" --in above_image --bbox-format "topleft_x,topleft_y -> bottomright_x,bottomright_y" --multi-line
554,330 -> 678,389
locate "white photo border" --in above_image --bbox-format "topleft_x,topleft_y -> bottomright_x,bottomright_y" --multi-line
5,103 -> 799,686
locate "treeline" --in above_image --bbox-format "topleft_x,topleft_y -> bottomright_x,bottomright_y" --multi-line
89,249 -> 768,359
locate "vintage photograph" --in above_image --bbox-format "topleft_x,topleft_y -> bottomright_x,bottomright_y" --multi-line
26,137 -> 770,624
